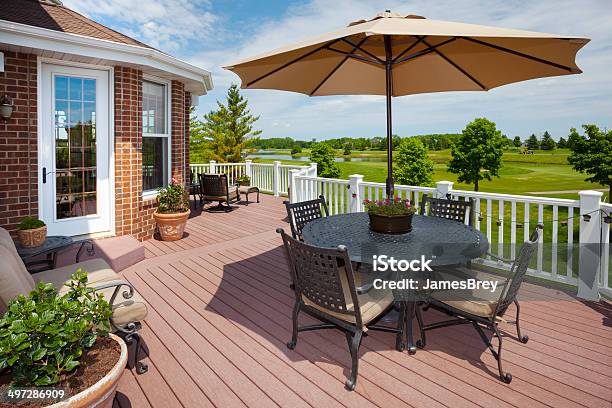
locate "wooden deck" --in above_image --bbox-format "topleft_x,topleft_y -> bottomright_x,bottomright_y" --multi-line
115,194 -> 612,408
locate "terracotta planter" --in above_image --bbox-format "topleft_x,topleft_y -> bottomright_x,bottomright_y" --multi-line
368,212 -> 413,234
50,334 -> 128,408
17,225 -> 47,248
154,210 -> 190,241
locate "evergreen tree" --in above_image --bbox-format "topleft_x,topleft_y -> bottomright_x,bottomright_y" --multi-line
513,136 -> 522,147
393,138 -> 434,186
310,143 -> 340,178
526,134 -> 539,150
448,118 -> 504,191
540,131 -> 556,150
568,125 -> 612,202
201,84 -> 261,162
189,107 -> 211,163
557,137 -> 567,149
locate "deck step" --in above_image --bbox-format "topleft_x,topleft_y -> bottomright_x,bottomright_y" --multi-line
96,235 -> 145,272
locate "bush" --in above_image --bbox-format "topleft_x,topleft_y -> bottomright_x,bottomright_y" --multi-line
393,138 -> 434,186
157,178 -> 189,213
0,271 -> 112,386
17,216 -> 45,231
309,143 -> 340,178
290,145 -> 302,155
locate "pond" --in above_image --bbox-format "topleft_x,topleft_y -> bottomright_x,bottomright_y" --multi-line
247,151 -> 386,163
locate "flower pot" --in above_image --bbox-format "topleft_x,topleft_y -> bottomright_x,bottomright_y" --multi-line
49,334 -> 128,408
154,210 -> 190,241
368,212 -> 413,234
17,225 -> 47,248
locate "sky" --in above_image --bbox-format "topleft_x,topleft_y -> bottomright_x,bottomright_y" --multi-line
63,0 -> 612,141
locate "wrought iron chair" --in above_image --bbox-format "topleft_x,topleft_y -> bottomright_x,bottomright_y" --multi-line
417,224 -> 543,383
277,228 -> 405,390
420,194 -> 475,226
199,173 -> 240,212
283,195 -> 329,241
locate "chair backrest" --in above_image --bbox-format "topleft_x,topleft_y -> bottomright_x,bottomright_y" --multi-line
278,228 -> 362,327
199,173 -> 229,196
420,194 -> 474,225
0,227 -> 36,314
495,224 -> 543,316
283,195 -> 329,241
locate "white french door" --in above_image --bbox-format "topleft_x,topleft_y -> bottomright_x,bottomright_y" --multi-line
40,63 -> 112,236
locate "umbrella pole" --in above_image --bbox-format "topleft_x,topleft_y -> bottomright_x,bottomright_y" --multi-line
384,35 -> 394,198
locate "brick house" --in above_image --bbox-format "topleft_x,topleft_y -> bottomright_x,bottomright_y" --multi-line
0,0 -> 213,241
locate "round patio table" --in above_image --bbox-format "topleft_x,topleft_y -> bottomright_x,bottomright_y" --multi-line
302,212 -> 489,353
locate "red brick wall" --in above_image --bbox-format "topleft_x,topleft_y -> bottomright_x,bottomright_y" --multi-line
0,50 -> 38,236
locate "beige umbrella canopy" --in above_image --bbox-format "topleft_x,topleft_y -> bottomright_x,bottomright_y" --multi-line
224,11 -> 589,196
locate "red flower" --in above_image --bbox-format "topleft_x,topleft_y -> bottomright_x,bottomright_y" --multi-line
363,199 -> 371,204
395,196 -> 401,201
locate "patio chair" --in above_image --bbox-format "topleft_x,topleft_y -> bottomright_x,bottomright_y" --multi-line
0,227 -> 149,374
418,224 -> 543,383
283,195 -> 329,241
277,228 -> 405,391
199,173 -> 240,212
420,194 -> 475,226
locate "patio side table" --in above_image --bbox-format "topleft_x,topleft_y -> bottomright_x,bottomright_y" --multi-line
15,236 -> 95,273
238,185 -> 260,205
302,212 -> 489,353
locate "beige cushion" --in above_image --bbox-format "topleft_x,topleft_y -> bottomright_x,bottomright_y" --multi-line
34,258 -> 148,329
0,244 -> 36,315
302,268 -> 394,328
204,189 -> 238,202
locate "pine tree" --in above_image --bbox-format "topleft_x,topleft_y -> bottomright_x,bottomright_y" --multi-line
557,137 -> 567,149
540,131 -> 556,150
202,84 -> 261,162
526,134 -> 539,150
513,136 -> 522,147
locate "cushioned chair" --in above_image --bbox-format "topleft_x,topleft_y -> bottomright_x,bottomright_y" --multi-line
0,227 -> 149,374
283,195 -> 329,241
420,194 -> 475,226
277,228 -> 404,391
199,173 -> 240,212
418,224 -> 543,383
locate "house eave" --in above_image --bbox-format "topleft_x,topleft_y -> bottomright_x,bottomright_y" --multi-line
0,19 -> 213,95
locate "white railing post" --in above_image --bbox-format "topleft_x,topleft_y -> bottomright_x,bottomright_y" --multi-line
349,174 -> 364,213
309,162 -> 318,177
245,159 -> 253,179
273,161 -> 281,196
288,169 -> 300,203
435,180 -> 453,199
209,160 -> 216,174
577,190 -> 603,301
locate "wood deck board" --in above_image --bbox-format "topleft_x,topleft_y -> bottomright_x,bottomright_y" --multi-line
117,195 -> 612,408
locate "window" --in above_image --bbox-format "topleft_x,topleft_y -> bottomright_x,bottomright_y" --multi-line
142,79 -> 170,193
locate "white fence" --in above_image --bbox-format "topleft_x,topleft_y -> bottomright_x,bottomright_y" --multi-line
189,160 -> 611,299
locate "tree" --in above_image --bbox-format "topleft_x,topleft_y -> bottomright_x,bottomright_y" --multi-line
201,84 -> 261,162
526,134 -> 539,150
189,107 -> 212,163
290,145 -> 302,155
567,124 -> 612,202
540,131 -> 556,150
448,118 -> 504,191
343,143 -> 352,156
513,136 -> 522,147
567,127 -> 583,150
310,142 -> 340,178
557,137 -> 567,149
393,138 -> 434,187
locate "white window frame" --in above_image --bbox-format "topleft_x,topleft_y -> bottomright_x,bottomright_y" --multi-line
142,74 -> 171,198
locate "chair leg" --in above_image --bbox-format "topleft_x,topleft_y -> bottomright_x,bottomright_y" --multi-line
125,332 -> 148,374
345,330 -> 363,391
471,321 -> 512,383
514,300 -> 529,344
287,301 -> 300,349
415,303 -> 426,349
395,302 -> 406,352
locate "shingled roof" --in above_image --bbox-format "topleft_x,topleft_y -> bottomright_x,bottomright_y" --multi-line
0,0 -> 154,49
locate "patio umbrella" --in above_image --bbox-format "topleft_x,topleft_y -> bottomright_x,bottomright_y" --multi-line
224,11 -> 589,197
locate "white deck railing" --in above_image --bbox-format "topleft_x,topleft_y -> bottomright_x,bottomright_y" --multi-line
190,160 -> 611,300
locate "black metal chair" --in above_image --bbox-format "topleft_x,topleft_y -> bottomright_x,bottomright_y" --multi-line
199,173 -> 240,212
283,195 -> 329,241
420,194 -> 475,226
277,228 -> 405,390
417,224 -> 543,383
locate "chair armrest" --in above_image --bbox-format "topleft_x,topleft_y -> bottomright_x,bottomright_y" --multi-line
356,281 -> 374,295
90,280 -> 136,306
486,252 -> 514,264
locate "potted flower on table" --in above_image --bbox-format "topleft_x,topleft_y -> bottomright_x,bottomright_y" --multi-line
364,197 -> 416,234
153,178 -> 190,241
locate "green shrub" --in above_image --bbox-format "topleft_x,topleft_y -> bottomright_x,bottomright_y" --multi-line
17,216 -> 45,231
0,270 -> 112,386
157,178 -> 189,213
309,142 -> 340,178
290,145 -> 302,155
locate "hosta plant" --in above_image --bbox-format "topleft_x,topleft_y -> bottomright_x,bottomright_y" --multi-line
0,270 -> 112,386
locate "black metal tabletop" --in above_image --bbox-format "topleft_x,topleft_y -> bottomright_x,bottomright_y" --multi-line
15,236 -> 73,258
302,212 -> 488,266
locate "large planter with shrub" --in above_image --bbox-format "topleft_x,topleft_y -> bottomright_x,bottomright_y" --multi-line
154,178 -> 190,241
16,216 -> 47,248
364,197 -> 416,234
0,271 -> 125,408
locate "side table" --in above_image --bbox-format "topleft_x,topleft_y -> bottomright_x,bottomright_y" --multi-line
15,236 -> 95,273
